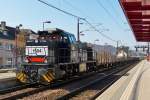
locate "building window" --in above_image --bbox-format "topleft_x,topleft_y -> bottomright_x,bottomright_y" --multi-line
0,57 -> 3,68
5,44 -> 13,50
7,58 -> 12,64
0,42 -> 3,49
0,57 -> 3,64
10,44 -> 14,49
3,31 -> 8,36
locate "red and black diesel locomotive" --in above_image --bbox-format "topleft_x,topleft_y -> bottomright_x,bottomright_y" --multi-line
16,28 -> 137,83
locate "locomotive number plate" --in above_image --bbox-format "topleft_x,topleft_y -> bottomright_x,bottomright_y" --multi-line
26,46 -> 48,56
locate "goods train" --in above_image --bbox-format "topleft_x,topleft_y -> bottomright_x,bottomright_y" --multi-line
16,28 -> 137,83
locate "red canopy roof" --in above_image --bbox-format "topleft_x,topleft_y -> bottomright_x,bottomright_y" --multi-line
120,0 -> 150,42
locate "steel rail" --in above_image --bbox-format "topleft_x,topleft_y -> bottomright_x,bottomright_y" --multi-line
0,83 -> 36,94
1,70 -> 105,100
90,62 -> 138,100
0,60 -> 139,100
56,61 -> 139,100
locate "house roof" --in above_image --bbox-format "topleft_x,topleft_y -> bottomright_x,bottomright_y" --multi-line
20,29 -> 37,35
0,26 -> 16,40
47,28 -> 74,36
0,26 -> 37,40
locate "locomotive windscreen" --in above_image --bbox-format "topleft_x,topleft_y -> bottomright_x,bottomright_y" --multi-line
25,46 -> 48,56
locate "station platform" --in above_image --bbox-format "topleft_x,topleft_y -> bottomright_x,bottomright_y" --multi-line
96,60 -> 150,100
0,68 -> 16,73
0,72 -> 16,82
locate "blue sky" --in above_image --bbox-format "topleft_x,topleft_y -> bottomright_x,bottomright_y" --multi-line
0,0 -> 145,49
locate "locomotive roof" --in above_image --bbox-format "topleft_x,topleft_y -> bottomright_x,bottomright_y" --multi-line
38,28 -> 75,36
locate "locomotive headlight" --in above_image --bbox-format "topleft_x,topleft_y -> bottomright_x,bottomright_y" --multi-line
24,59 -> 29,63
24,57 -> 29,63
44,59 -> 48,63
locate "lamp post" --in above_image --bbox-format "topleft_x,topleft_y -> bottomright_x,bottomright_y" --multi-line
79,29 -> 90,38
94,39 -> 99,44
79,29 -> 90,34
15,24 -> 22,68
77,18 -> 84,42
43,21 -> 51,31
104,43 -> 108,63
79,29 -> 97,41
80,33 -> 85,36
116,40 -> 122,54
94,39 -> 99,51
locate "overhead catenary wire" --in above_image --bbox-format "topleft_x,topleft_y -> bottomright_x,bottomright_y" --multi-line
63,0 -> 96,22
96,0 -> 124,31
63,0 -> 85,17
37,0 -> 117,43
83,19 -> 117,42
108,0 -> 126,25
38,0 -> 82,19
63,0 -> 110,35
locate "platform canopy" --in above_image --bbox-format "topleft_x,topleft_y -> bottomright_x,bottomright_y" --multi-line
120,0 -> 150,42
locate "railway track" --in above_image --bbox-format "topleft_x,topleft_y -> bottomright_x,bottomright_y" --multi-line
25,62 -> 138,100
0,83 -> 36,95
0,68 -> 108,100
57,61 -> 138,100
0,61 -> 139,100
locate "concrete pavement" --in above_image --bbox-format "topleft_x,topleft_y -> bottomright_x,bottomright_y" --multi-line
0,68 -> 16,73
96,60 -> 150,100
0,72 -> 16,82
133,61 -> 150,100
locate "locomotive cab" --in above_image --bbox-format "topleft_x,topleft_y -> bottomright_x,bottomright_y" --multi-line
16,28 -> 78,83
38,29 -> 76,44
38,29 -> 78,63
